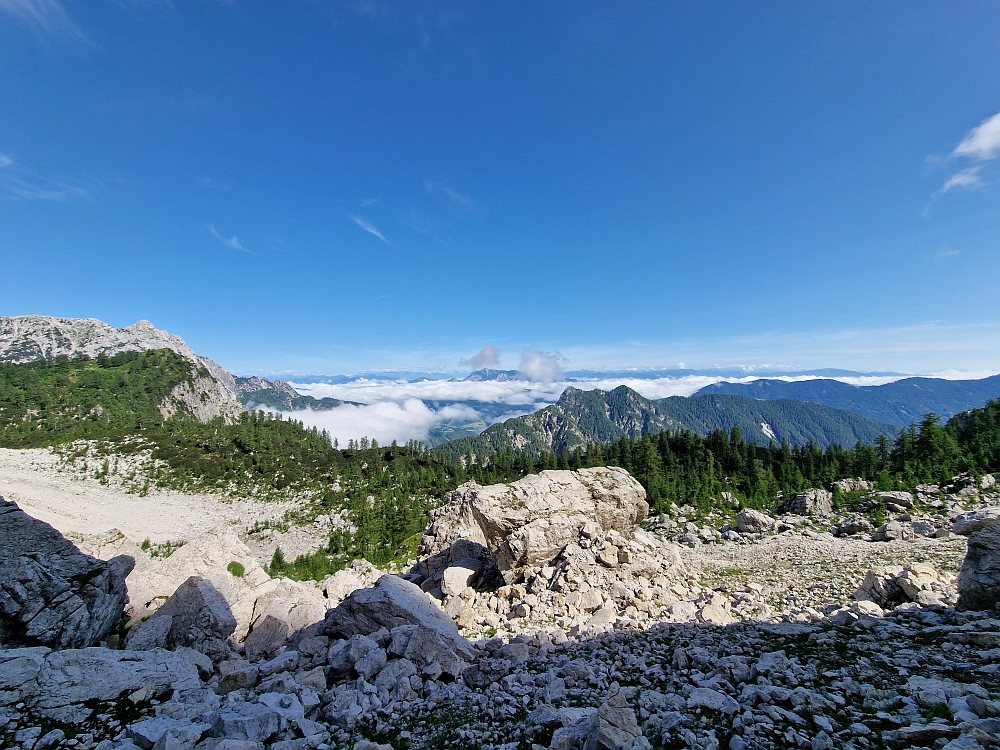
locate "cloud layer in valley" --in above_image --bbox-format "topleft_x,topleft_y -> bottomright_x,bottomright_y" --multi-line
277,400 -> 479,446
278,371 -> 911,445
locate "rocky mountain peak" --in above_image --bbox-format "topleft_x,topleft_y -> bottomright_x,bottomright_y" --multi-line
0,315 -> 242,423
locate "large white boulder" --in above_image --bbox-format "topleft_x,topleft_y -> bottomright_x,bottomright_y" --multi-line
777,488 -> 833,517
462,468 -> 648,573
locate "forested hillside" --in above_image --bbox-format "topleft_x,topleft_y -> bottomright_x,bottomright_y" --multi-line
0,349 -> 200,444
435,385 -> 898,461
439,401 -> 1000,521
698,374 -> 1000,426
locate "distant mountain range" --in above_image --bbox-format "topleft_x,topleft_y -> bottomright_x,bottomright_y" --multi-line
435,385 -> 899,459
234,376 -> 359,411
696,375 -> 1000,427
460,369 -> 520,382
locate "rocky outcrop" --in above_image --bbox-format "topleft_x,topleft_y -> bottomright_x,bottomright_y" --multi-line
323,575 -> 473,660
90,526 -> 326,642
0,645 -> 203,724
158,371 -> 243,423
125,577 -> 237,660
235,375 -> 352,412
462,468 -> 648,575
320,559 -> 385,606
854,563 -> 950,609
417,483 -> 491,557
0,315 -> 242,423
877,490 -> 915,510
0,498 -> 133,649
956,518 -> 1000,611
832,478 -> 873,493
777,488 -> 833,517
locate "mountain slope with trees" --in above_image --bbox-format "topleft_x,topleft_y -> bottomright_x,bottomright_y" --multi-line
435,385 -> 899,461
697,374 -> 1000,426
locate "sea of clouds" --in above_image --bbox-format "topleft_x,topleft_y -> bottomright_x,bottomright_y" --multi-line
277,368 -> 907,446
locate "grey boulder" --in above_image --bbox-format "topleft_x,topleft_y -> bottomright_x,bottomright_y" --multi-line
736,509 -> 775,534
777,488 -> 833,517
208,702 -> 280,742
953,508 -> 1000,536
322,575 -> 472,660
0,497 -> 134,649
957,518 -> 1000,611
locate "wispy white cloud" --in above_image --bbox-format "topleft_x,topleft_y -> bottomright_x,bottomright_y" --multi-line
208,223 -> 252,254
940,166 -> 983,193
924,165 -> 985,215
927,110 -> 1000,207
954,111 -> 1000,161
459,344 -> 502,370
2,175 -> 89,201
0,0 -> 86,39
424,178 -> 472,209
931,248 -> 960,263
360,197 -> 381,207
349,214 -> 390,244
0,153 -> 13,169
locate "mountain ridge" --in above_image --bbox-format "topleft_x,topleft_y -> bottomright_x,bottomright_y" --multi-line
436,384 -> 899,460
235,375 -> 361,411
697,374 -> 1000,426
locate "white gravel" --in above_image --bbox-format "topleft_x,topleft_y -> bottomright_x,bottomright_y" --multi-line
0,447 -> 298,550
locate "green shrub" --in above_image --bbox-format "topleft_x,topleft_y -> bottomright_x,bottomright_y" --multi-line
227,561 -> 245,578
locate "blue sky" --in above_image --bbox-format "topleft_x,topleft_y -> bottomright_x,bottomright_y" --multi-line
2,1 -> 1000,376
